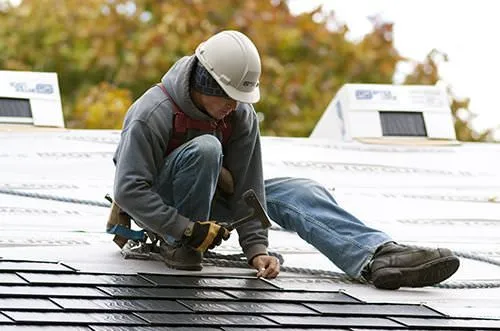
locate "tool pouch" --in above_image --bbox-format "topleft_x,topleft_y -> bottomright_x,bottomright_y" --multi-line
106,200 -> 145,248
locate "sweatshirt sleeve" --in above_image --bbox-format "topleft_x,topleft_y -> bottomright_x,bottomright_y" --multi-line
113,120 -> 191,241
223,106 -> 268,262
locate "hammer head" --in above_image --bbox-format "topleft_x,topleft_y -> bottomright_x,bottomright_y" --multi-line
242,189 -> 272,229
219,189 -> 273,231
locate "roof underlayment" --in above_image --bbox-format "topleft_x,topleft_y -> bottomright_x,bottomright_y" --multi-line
1,125 -> 500,330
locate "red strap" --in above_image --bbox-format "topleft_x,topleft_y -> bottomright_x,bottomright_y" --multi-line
156,83 -> 232,153
220,117 -> 232,145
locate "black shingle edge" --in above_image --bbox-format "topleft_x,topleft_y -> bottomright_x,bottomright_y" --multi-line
386,315 -> 500,329
14,272 -> 157,287
0,311 -> 14,323
302,302 -> 444,318
338,288 -> 363,302
220,288 -> 362,303
137,273 -> 281,290
420,303 -> 448,317
96,286 -> 234,301
0,286 -> 112,299
0,260 -> 76,273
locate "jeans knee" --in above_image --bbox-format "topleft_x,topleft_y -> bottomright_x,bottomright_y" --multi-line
266,177 -> 337,206
294,177 -> 333,193
186,134 -> 223,164
275,177 -> 322,191
298,178 -> 337,203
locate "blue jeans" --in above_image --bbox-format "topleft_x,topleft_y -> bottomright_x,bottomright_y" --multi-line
155,135 -> 223,222
265,177 -> 391,278
155,135 -> 391,277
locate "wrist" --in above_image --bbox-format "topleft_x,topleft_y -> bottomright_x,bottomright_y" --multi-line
249,253 -> 268,267
244,244 -> 268,263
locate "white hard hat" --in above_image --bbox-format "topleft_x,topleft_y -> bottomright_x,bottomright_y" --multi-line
195,30 -> 261,104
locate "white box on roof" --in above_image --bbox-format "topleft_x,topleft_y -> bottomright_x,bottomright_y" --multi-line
310,83 -> 456,141
0,70 -> 65,127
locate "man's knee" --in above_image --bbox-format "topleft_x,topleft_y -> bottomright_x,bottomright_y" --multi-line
266,177 -> 337,204
185,134 -> 223,162
271,177 -> 322,191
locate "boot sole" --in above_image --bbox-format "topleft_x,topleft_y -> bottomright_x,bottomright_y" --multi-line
372,256 -> 460,290
164,259 -> 203,271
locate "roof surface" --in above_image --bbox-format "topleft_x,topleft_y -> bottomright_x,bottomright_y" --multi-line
1,125 -> 500,330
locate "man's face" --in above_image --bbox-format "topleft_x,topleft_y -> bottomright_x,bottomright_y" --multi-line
198,94 -> 238,120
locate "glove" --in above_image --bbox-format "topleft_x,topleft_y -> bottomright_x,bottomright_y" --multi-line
182,221 -> 230,252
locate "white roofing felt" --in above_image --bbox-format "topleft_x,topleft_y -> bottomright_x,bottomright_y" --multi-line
1,125 -> 500,320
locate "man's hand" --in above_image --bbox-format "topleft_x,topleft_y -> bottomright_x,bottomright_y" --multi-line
251,255 -> 280,279
182,221 -> 230,252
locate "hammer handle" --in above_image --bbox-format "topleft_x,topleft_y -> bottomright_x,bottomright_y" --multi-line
219,211 -> 255,231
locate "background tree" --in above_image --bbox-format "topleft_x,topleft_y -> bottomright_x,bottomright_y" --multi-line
404,49 -> 494,141
0,0 -> 492,141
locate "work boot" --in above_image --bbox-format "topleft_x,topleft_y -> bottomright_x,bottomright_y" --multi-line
159,241 -> 203,271
365,242 -> 460,290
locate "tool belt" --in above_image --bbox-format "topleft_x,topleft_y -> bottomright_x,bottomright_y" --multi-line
105,195 -> 145,248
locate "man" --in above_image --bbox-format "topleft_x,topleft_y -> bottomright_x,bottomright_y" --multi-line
112,30 -> 459,289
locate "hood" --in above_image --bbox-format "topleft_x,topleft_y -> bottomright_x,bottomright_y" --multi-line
161,55 -> 213,121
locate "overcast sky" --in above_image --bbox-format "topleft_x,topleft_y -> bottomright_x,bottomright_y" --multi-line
289,0 -> 500,140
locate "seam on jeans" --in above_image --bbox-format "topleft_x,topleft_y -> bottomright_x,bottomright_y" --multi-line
267,198 -> 371,253
268,198 -> 378,276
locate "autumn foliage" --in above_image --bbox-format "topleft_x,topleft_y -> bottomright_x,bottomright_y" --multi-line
0,0 -> 492,140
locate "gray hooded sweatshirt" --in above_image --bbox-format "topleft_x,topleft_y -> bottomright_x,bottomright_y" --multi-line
113,55 -> 268,261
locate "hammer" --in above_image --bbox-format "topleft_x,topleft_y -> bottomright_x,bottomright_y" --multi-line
218,189 -> 272,231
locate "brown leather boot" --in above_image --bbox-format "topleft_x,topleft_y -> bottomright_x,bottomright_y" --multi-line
160,241 -> 203,271
365,242 -> 460,290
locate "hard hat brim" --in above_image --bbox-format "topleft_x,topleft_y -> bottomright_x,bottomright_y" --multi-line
217,81 -> 260,104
